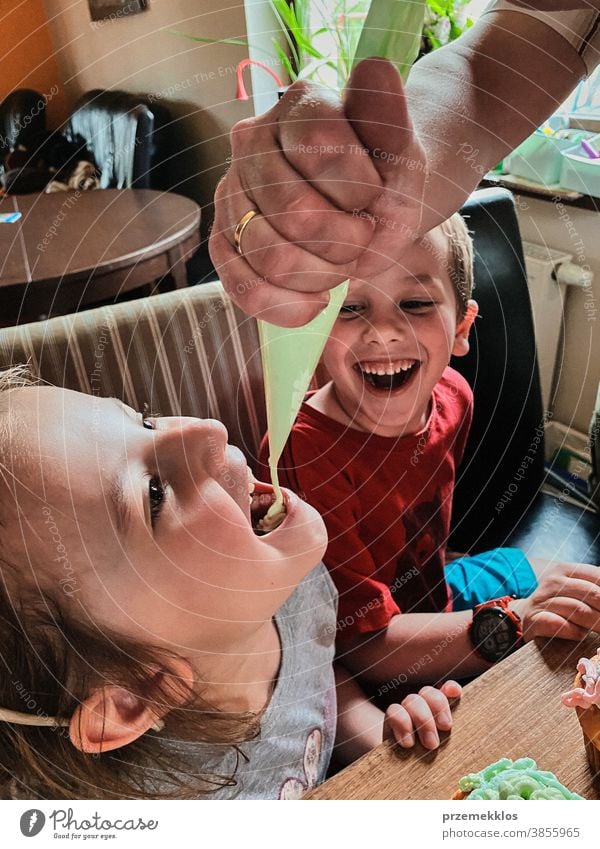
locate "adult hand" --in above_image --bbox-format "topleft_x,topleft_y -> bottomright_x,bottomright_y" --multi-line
209,58 -> 429,327
510,562 -> 600,642
384,680 -> 462,750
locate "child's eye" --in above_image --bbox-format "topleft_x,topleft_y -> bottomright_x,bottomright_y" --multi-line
148,476 -> 166,526
401,300 -> 435,312
339,304 -> 364,317
141,404 -> 161,428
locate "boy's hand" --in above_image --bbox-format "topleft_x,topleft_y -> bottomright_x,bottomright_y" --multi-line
384,680 -> 462,750
510,562 -> 600,642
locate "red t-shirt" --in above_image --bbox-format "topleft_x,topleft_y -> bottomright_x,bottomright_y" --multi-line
258,368 -> 473,639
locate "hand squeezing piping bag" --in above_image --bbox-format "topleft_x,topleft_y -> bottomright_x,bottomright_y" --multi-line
257,281 -> 348,529
257,2 -> 426,529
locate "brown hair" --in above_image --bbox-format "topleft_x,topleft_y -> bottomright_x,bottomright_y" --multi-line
0,367 -> 258,799
438,212 -> 474,318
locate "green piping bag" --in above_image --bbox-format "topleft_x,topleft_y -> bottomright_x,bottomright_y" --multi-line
257,280 -> 348,527
353,0 -> 425,81
258,2 -> 425,527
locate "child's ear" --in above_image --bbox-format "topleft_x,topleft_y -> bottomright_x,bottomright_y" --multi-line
451,300 -> 478,357
69,658 -> 194,754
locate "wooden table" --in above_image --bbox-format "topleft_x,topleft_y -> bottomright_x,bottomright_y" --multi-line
306,635 -> 600,800
0,188 -> 200,324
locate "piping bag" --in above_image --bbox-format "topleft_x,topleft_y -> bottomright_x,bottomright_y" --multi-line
257,280 -> 348,529
257,1 -> 425,529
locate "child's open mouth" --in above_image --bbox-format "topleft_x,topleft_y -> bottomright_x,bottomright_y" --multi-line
248,478 -> 285,534
355,359 -> 419,392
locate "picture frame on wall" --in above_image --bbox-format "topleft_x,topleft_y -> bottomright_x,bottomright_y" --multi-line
88,0 -> 148,22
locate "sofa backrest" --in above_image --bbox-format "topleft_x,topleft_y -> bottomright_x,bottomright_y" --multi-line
0,283 -> 267,467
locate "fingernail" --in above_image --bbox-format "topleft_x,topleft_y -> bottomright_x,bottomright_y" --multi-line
423,732 -> 439,749
400,734 -> 414,748
437,710 -> 452,729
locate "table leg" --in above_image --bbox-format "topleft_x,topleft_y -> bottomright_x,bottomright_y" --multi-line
167,245 -> 188,289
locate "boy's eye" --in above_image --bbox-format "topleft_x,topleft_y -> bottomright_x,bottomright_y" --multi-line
401,300 -> 435,312
339,304 -> 364,317
148,476 -> 166,526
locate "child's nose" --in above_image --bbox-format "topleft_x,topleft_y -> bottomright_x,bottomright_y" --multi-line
157,417 -> 229,476
362,314 -> 405,345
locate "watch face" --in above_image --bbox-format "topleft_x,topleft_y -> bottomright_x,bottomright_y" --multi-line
472,608 -> 519,662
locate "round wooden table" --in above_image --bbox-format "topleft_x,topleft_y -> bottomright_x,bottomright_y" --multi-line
0,188 -> 201,325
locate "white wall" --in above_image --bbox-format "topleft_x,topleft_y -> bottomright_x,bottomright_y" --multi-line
516,195 -> 599,434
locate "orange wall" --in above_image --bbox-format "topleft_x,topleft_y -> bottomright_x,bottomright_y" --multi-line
0,0 -> 67,126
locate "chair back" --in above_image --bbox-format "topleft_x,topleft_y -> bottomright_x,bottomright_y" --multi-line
451,188 -> 545,551
0,89 -> 46,170
63,90 -> 157,189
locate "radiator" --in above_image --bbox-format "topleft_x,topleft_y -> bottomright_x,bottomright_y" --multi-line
522,241 -> 593,412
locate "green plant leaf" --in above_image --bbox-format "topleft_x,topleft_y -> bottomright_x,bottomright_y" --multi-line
168,28 -> 248,47
274,42 -> 297,81
297,57 -> 337,80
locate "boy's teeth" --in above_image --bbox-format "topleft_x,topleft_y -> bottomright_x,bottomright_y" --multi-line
361,359 -> 415,375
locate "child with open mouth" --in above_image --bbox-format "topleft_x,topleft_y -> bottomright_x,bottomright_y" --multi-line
0,367 -> 460,798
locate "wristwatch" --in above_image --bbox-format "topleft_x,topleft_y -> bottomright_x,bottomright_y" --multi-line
470,595 -> 524,663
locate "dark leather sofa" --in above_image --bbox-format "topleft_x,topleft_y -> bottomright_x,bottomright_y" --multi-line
450,188 -> 599,566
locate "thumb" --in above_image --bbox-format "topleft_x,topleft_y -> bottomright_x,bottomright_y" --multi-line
344,57 -> 416,180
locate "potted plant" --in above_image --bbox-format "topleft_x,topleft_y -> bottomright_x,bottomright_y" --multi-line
173,0 -> 474,95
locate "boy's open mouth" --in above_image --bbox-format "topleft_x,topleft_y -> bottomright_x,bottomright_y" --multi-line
355,359 -> 419,392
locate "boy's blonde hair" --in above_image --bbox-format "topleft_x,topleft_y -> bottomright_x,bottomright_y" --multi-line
0,366 -> 257,799
438,212 -> 474,318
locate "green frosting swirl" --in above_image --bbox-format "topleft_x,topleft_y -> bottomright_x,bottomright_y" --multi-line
458,758 -> 583,800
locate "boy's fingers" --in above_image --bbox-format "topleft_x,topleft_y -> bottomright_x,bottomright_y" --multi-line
384,704 -> 415,748
418,686 -> 454,732
439,680 -> 463,701
401,693 -> 439,749
557,563 -> 600,586
560,577 -> 600,612
538,596 -> 600,632
531,610 -> 590,641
